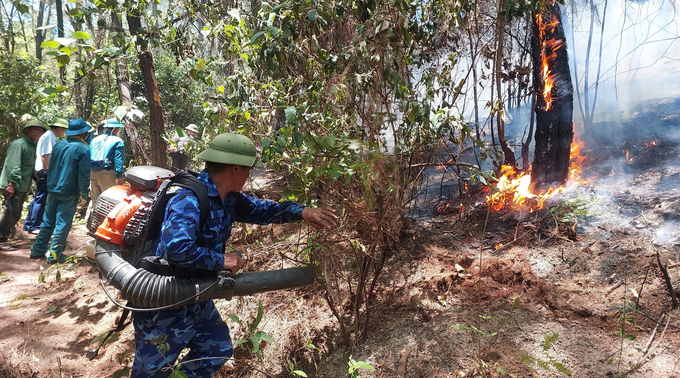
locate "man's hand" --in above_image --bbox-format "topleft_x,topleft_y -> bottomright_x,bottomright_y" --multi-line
3,182 -> 15,197
116,177 -> 125,185
223,252 -> 246,275
302,207 -> 338,229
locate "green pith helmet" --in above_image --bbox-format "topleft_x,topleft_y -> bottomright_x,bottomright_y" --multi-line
49,118 -> 68,129
197,133 -> 263,168
185,124 -> 199,133
23,119 -> 46,132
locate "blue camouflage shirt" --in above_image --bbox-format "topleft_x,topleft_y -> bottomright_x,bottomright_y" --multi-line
156,169 -> 306,271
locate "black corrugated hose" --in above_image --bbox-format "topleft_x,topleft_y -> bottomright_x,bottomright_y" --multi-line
94,239 -> 315,311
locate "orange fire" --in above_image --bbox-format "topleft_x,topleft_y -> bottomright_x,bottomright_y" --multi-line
485,134 -> 587,212
537,13 -> 563,110
623,148 -> 635,162
436,158 -> 454,170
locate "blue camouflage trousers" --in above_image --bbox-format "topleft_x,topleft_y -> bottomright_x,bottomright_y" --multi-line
131,301 -> 233,378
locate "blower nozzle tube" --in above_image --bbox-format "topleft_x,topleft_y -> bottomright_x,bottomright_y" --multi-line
94,240 -> 315,309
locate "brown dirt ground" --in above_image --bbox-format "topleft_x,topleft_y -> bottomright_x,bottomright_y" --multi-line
3,103 -> 680,377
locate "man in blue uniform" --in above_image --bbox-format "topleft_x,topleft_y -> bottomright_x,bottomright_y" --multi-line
89,118 -> 125,206
30,119 -> 92,263
131,133 -> 337,377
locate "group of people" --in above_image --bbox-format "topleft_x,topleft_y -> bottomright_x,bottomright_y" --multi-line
0,117 -> 338,377
0,118 -> 201,261
0,117 -> 124,263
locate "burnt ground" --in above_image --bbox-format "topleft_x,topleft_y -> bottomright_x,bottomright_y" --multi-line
3,99 -> 680,377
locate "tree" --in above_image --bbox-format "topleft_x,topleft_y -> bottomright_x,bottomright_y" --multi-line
111,12 -> 149,165
128,11 -> 166,167
530,3 -> 574,191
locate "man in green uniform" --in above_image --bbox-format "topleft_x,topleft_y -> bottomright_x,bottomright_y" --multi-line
0,119 -> 46,245
30,119 -> 92,263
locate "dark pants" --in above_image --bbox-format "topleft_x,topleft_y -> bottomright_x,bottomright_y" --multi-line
0,190 -> 28,240
132,301 -> 233,377
23,177 -> 47,231
171,153 -> 188,172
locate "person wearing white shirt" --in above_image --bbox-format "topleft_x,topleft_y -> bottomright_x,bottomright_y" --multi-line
23,118 -> 67,233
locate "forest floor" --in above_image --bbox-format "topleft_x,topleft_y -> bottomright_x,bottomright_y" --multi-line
3,99 -> 680,378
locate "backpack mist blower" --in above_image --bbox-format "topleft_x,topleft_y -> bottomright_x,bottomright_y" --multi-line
86,166 -> 315,359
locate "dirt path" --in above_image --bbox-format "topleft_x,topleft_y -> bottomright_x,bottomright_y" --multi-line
0,226 -> 132,378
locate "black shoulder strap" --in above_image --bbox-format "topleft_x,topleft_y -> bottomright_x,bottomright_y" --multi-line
171,171 -> 210,233
143,171 -> 211,249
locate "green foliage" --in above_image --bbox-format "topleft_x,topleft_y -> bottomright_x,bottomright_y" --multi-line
549,198 -> 597,223
347,356 -> 374,378
453,314 -> 500,338
0,54 -> 60,158
453,322 -> 498,338
38,254 -> 81,284
520,333 -> 571,375
150,334 -> 171,354
288,360 -> 308,377
227,301 -> 275,360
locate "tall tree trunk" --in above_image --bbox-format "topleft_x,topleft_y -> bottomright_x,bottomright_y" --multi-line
583,0 -> 595,128
35,0 -> 46,61
0,6 -> 6,51
56,0 -> 65,82
70,13 -> 85,119
589,0 -> 607,124
1,3 -> 17,53
112,13 -> 149,165
127,14 -> 166,168
495,0 -> 516,166
468,11 -> 480,141
522,93 -> 536,170
530,4 -> 574,191
570,0 -> 585,126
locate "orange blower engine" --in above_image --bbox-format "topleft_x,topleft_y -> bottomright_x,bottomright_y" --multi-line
86,165 -> 315,359
85,166 -> 173,263
88,165 -> 314,312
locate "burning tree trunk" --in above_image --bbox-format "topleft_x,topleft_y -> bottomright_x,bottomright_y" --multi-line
530,4 -> 574,191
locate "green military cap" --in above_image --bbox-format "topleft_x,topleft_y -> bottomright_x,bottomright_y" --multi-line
185,124 -> 199,133
197,133 -> 263,168
23,119 -> 46,132
49,118 -> 68,129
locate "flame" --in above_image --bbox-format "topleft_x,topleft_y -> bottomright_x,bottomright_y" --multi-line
537,13 -> 563,110
495,243 -> 504,250
485,132 -> 587,212
437,203 -> 451,214
623,148 -> 635,162
436,158 -> 454,170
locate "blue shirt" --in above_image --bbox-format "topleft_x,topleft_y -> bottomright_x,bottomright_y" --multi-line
156,169 -> 305,271
90,130 -> 124,177
47,137 -> 91,198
